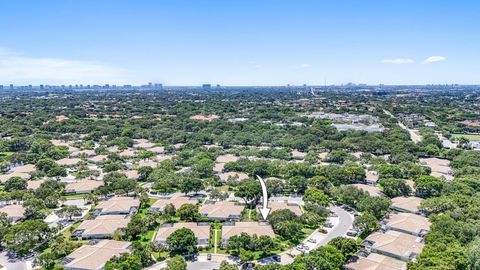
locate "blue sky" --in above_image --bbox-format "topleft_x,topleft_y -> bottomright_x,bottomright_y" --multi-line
0,0 -> 478,85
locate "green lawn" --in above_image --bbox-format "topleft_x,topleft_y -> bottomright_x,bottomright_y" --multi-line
62,193 -> 88,199
453,133 -> 480,140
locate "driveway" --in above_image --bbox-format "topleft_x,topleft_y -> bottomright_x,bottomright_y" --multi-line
0,252 -> 32,270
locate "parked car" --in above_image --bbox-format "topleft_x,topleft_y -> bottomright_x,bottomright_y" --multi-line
207,254 -> 212,260
307,238 -> 317,243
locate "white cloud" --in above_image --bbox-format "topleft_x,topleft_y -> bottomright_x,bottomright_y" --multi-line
0,47 -> 127,84
423,55 -> 446,64
381,58 -> 414,65
292,63 -> 311,69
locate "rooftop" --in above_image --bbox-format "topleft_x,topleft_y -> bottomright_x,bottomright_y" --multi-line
75,215 -> 130,237
222,222 -> 275,240
155,222 -> 210,242
391,196 -> 423,213
62,240 -> 131,270
346,253 -> 407,270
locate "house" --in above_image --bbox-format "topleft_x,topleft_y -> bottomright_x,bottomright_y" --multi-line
150,195 -> 199,213
215,154 -> 239,164
149,146 -> 165,154
154,222 -> 210,247
94,197 -> 140,215
72,215 -> 131,239
366,170 -> 379,184
119,150 -> 136,158
71,149 -> 96,157
124,170 -> 140,180
0,171 -> 31,183
361,230 -> 424,261
345,253 -> 407,270
262,201 -> 303,216
349,184 -> 383,197
382,213 -> 430,237
190,115 -> 220,121
56,158 -> 82,167
221,222 -> 275,246
199,201 -> 244,221
218,172 -> 249,183
0,204 -> 25,223
27,180 -> 44,190
61,240 -> 131,270
65,180 -> 103,194
88,155 -> 108,164
391,196 -> 424,214
137,159 -> 158,168
291,149 -> 306,159
133,139 -> 156,149
9,164 -> 36,174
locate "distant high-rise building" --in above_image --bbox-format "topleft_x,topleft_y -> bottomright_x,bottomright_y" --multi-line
9,84 -> 14,90
40,84 -> 44,90
202,84 -> 211,90
148,82 -> 153,88
0,85 -> 3,90
216,84 -> 221,89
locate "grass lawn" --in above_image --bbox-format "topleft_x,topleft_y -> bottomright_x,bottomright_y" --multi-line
453,133 -> 480,140
62,193 -> 88,199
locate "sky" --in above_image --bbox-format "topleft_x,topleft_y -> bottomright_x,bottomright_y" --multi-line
0,0 -> 478,86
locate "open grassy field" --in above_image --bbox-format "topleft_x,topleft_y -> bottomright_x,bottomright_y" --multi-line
453,133 -> 480,140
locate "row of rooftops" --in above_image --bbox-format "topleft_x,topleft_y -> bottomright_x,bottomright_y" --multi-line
346,193 -> 429,270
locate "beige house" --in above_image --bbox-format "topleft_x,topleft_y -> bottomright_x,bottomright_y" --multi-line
262,201 -> 303,216
150,195 -> 199,213
218,172 -> 249,183
222,222 -> 275,246
133,139 -> 156,149
56,158 -> 82,167
71,149 -> 96,157
199,201 -> 244,221
345,253 -> 407,270
10,164 -> 36,174
119,149 -> 136,158
27,180 -> 44,190
124,170 -> 140,180
0,204 -> 25,222
94,196 -> 140,215
383,213 -> 430,237
62,240 -> 131,270
72,215 -> 131,239
154,222 -> 210,246
65,180 -> 103,194
349,184 -> 383,197
88,155 -> 108,164
361,230 -> 424,261
0,171 -> 31,183
391,196 -> 424,214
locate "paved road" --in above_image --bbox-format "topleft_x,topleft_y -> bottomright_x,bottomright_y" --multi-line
258,205 -> 355,265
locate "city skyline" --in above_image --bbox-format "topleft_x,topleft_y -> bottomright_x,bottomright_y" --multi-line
1,0 -> 479,86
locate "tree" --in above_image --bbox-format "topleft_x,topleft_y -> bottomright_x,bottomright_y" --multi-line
166,228 -> 197,254
4,176 -> 27,191
57,205 -> 82,221
235,179 -> 261,207
328,237 -> 358,259
165,256 -> 187,270
308,176 -> 333,194
105,254 -> 143,270
2,219 -> 53,256
218,261 -> 238,270
125,215 -> 147,240
176,204 -> 199,221
180,178 -> 203,195
353,212 -> 379,234
291,245 -> 345,270
378,178 -> 411,198
467,237 -> 480,270
357,196 -> 391,219
163,203 -> 176,221
415,175 -> 444,198
303,187 -> 330,206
